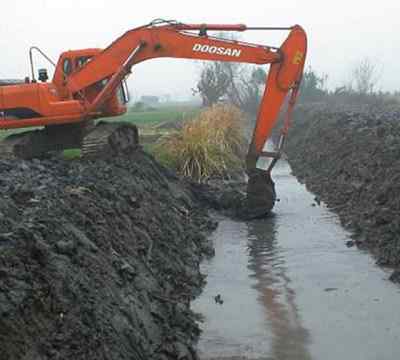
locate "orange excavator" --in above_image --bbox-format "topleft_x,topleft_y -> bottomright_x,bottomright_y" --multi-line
0,19 -> 307,215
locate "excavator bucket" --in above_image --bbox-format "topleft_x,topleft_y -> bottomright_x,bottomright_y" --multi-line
242,169 -> 276,219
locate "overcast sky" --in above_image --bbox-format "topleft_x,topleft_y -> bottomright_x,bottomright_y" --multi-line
1,0 -> 399,99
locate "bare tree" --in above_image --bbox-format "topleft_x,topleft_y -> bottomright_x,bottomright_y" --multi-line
193,32 -> 267,113
194,62 -> 232,106
194,62 -> 267,113
193,32 -> 240,106
351,58 -> 380,95
227,67 -> 267,114
300,66 -> 328,100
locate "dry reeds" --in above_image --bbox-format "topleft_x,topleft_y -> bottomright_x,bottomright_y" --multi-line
155,104 -> 247,182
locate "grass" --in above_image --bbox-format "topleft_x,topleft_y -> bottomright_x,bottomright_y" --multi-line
153,104 -> 247,182
106,105 -> 200,127
102,104 -> 201,148
0,128 -> 39,140
63,148 -> 81,160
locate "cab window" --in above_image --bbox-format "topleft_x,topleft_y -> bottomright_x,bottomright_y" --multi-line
76,56 -> 92,69
62,58 -> 72,75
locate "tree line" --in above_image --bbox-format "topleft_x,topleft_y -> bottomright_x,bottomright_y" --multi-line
194,56 -> 396,112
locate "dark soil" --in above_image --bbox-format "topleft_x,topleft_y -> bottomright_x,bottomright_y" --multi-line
286,103 -> 400,279
0,150 -> 217,360
189,171 -> 276,221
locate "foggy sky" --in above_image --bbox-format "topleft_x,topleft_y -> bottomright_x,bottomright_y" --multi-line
1,0 -> 399,99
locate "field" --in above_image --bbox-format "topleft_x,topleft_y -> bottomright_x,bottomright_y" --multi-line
116,104 -> 200,127
0,127 -> 36,140
104,104 -> 201,151
0,104 -> 200,159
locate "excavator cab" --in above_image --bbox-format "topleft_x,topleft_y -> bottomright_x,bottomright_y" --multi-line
50,49 -> 130,117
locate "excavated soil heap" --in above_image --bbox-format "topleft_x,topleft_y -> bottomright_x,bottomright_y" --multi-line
286,103 -> 400,279
0,150 -> 216,360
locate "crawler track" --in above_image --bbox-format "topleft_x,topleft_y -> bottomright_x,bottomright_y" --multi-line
82,122 -> 140,158
0,121 -> 140,160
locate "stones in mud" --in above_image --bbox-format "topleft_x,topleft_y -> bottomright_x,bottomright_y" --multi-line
214,294 -> 224,304
10,187 -> 35,204
219,188 -> 245,209
65,223 -> 99,252
55,239 -> 76,255
389,270 -> 400,284
346,240 -> 355,248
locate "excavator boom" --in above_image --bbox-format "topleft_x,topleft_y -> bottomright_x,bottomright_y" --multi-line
67,21 -> 306,167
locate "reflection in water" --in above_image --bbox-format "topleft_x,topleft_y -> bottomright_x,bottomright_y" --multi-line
195,160 -> 400,360
247,218 -> 312,360
192,219 -> 274,358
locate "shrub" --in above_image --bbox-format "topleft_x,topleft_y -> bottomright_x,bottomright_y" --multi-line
154,104 -> 247,182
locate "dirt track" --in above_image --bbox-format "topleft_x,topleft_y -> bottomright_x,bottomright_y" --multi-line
0,150 -> 216,360
286,103 -> 400,279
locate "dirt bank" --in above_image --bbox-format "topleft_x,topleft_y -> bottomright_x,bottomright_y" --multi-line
0,150 -> 216,360
286,103 -> 400,279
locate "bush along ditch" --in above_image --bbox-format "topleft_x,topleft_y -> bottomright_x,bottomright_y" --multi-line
286,103 -> 400,281
0,150 -> 217,360
153,104 -> 247,183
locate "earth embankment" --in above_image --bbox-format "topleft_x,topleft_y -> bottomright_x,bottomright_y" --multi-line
0,150 -> 215,360
286,103 -> 400,278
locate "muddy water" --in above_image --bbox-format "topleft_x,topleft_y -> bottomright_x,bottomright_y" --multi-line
193,161 -> 400,360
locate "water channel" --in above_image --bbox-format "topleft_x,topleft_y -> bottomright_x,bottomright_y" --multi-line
193,160 -> 400,360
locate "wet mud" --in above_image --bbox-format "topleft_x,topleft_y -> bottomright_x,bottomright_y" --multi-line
190,174 -> 275,221
286,103 -> 400,278
0,151 -> 216,360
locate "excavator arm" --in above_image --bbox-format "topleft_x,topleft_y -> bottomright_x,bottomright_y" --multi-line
66,20 -> 307,217
67,20 -> 307,176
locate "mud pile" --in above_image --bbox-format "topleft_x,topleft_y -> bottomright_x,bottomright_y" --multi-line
192,178 -> 276,221
286,103 -> 400,277
0,150 -> 216,360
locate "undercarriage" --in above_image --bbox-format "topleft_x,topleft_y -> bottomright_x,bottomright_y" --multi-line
0,121 -> 140,160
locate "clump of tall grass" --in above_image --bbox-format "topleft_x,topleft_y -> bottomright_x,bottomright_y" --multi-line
154,104 -> 247,182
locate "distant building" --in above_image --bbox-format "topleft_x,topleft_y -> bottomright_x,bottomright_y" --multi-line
160,94 -> 172,103
140,95 -> 159,106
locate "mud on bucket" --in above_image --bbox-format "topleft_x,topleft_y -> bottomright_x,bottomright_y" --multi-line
243,168 -> 276,219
